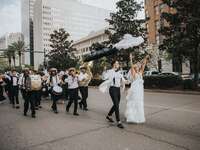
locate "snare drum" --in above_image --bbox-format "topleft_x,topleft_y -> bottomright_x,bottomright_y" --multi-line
52,85 -> 63,96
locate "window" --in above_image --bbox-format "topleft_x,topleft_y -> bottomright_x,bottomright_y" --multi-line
145,10 -> 149,18
155,21 -> 160,34
156,34 -> 160,45
146,23 -> 149,33
155,5 -> 159,15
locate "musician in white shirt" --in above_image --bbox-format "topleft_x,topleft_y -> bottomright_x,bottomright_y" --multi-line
48,68 -> 61,114
102,60 -> 126,129
10,69 -> 20,109
66,68 -> 79,116
78,66 -> 92,111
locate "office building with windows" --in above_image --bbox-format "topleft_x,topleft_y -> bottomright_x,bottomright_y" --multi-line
21,0 -> 111,68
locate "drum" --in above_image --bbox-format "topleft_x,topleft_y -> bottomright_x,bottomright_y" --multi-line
30,75 -> 42,91
52,85 -> 63,96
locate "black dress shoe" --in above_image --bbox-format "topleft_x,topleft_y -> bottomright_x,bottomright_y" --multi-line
83,108 -> 88,111
106,116 -> 114,123
32,114 -> 36,118
16,106 -> 20,109
117,123 -> 124,129
54,110 -> 58,114
24,113 -> 27,116
73,113 -> 79,116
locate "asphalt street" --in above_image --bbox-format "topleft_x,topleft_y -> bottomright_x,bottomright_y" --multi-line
0,88 -> 200,150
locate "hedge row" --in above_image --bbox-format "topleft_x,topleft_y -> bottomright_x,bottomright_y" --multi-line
89,76 -> 195,90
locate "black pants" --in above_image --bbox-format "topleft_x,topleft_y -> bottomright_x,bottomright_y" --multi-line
51,93 -> 60,111
35,90 -> 42,107
11,86 -> 19,106
23,91 -> 36,115
108,87 -> 121,122
63,84 -> 69,100
79,86 -> 88,109
66,88 -> 78,114
0,85 -> 6,101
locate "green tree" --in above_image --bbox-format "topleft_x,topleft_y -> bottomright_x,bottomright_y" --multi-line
89,42 -> 110,77
48,28 -> 77,70
159,0 -> 200,87
105,0 -> 146,67
11,41 -> 25,67
3,49 -> 12,67
3,46 -> 16,67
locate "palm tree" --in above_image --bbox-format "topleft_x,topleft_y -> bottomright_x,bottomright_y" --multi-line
3,48 -> 13,68
11,41 -> 25,67
7,45 -> 16,67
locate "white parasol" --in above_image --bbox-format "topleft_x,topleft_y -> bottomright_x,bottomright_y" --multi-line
114,34 -> 144,50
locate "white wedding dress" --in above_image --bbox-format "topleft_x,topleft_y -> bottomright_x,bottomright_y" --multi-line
125,71 -> 145,123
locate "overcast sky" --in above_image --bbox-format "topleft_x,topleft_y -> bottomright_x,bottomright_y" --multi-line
0,0 -> 144,37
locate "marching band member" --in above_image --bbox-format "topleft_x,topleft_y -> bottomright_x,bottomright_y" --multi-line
78,65 -> 92,111
66,68 -> 79,116
20,68 -> 36,118
10,69 -> 20,109
31,70 -> 42,110
48,68 -> 62,114
0,73 -> 6,104
62,69 -> 69,101
41,74 -> 49,99
4,72 -> 12,104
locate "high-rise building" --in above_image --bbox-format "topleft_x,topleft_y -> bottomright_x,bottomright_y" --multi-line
145,0 -> 190,73
21,0 -> 111,69
21,0 -> 36,66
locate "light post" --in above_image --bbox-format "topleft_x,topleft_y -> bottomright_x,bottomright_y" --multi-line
43,48 -> 47,70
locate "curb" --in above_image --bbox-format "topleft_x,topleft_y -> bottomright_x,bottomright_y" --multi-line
89,86 -> 200,95
144,89 -> 200,95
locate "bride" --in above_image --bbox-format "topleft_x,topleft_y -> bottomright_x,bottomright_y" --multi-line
125,55 -> 148,123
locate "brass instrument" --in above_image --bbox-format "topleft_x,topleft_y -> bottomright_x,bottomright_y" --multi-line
79,63 -> 93,87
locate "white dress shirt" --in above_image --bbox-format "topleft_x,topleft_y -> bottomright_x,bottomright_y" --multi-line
78,72 -> 88,81
66,75 -> 79,89
102,69 -> 125,88
12,76 -> 18,86
48,75 -> 61,87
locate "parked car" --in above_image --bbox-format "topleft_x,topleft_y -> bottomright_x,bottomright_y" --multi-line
144,71 -> 159,76
159,72 -> 179,76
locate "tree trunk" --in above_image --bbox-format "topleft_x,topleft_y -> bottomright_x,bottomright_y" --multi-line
8,58 -> 11,68
13,56 -> 16,67
19,53 -> 22,67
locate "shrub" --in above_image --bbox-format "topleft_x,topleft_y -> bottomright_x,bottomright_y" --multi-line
144,75 -> 182,89
89,78 -> 104,86
182,79 -> 194,90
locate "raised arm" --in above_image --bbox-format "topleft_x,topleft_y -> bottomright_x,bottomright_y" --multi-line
140,55 -> 149,74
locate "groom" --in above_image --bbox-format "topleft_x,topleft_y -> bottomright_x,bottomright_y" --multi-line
103,60 -> 126,129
